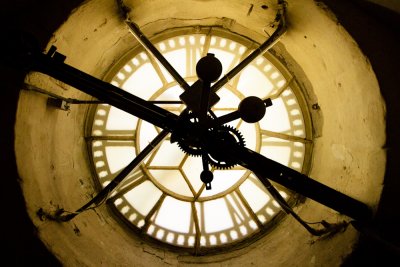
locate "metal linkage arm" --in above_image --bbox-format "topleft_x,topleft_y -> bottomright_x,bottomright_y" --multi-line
255,174 -> 349,236
53,130 -> 169,222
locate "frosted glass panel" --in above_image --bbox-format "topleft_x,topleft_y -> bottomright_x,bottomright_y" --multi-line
155,197 -> 191,233
124,181 -> 162,216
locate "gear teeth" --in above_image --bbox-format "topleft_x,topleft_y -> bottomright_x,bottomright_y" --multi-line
177,142 -> 202,157
209,161 -> 235,170
208,159 -> 236,169
175,111 -> 209,157
206,125 -> 246,169
223,125 -> 245,145
175,115 -> 246,167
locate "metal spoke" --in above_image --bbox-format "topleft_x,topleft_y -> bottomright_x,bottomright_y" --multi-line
235,189 -> 263,228
210,13 -> 287,94
261,129 -> 312,143
227,47 -> 254,89
268,77 -> 293,100
141,194 -> 166,233
145,50 -> 169,86
191,202 -> 201,253
180,170 -> 197,197
201,33 -> 212,57
86,135 -> 135,141
107,175 -> 147,202
124,20 -> 191,91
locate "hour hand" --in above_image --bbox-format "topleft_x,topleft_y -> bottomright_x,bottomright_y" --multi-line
206,138 -> 372,222
27,45 -> 180,132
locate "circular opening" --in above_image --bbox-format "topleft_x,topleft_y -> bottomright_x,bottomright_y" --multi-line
86,28 -> 313,254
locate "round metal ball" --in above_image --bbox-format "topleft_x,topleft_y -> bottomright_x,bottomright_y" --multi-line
196,53 -> 222,83
238,96 -> 266,123
200,170 -> 214,184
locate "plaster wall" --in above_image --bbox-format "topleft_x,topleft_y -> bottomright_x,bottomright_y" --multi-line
14,0 -> 386,266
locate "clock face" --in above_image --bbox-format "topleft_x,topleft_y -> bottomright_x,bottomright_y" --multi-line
86,28 -> 312,252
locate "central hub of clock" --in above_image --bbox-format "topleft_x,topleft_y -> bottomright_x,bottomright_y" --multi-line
172,112 -> 246,169
172,53 -> 269,189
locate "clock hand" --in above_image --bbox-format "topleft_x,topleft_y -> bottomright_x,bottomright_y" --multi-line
206,139 -> 372,222
27,46 -> 180,132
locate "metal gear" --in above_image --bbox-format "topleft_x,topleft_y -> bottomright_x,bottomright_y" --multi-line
206,125 -> 245,169
173,111 -> 246,168
177,139 -> 202,157
174,111 -> 202,156
175,111 -> 211,157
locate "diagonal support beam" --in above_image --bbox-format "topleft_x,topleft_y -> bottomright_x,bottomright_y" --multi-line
210,141 -> 372,222
210,3 -> 287,94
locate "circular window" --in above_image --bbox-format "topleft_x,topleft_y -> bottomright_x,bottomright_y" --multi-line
86,28 -> 313,253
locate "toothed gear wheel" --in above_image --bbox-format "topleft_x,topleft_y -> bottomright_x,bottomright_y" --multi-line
174,111 -> 210,157
206,126 -> 245,169
177,137 -> 202,157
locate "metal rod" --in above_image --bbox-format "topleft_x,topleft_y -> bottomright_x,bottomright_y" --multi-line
24,84 -> 182,105
212,141 -> 372,222
125,21 -> 191,91
56,129 -> 169,221
255,173 -> 329,236
31,52 -> 179,132
211,7 -> 287,93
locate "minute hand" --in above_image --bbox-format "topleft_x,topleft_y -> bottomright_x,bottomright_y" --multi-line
212,141 -> 372,222
30,50 -> 179,131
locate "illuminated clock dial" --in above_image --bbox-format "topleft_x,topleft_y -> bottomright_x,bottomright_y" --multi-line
87,28 -> 312,252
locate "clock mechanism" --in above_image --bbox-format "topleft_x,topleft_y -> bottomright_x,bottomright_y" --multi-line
5,0 -> 374,253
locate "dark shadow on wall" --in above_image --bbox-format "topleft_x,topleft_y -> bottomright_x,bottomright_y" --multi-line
0,1 -> 84,266
0,0 -> 399,266
321,0 -> 400,265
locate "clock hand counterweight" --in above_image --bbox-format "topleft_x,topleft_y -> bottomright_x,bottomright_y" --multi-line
196,53 -> 222,125
209,97 -> 273,128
